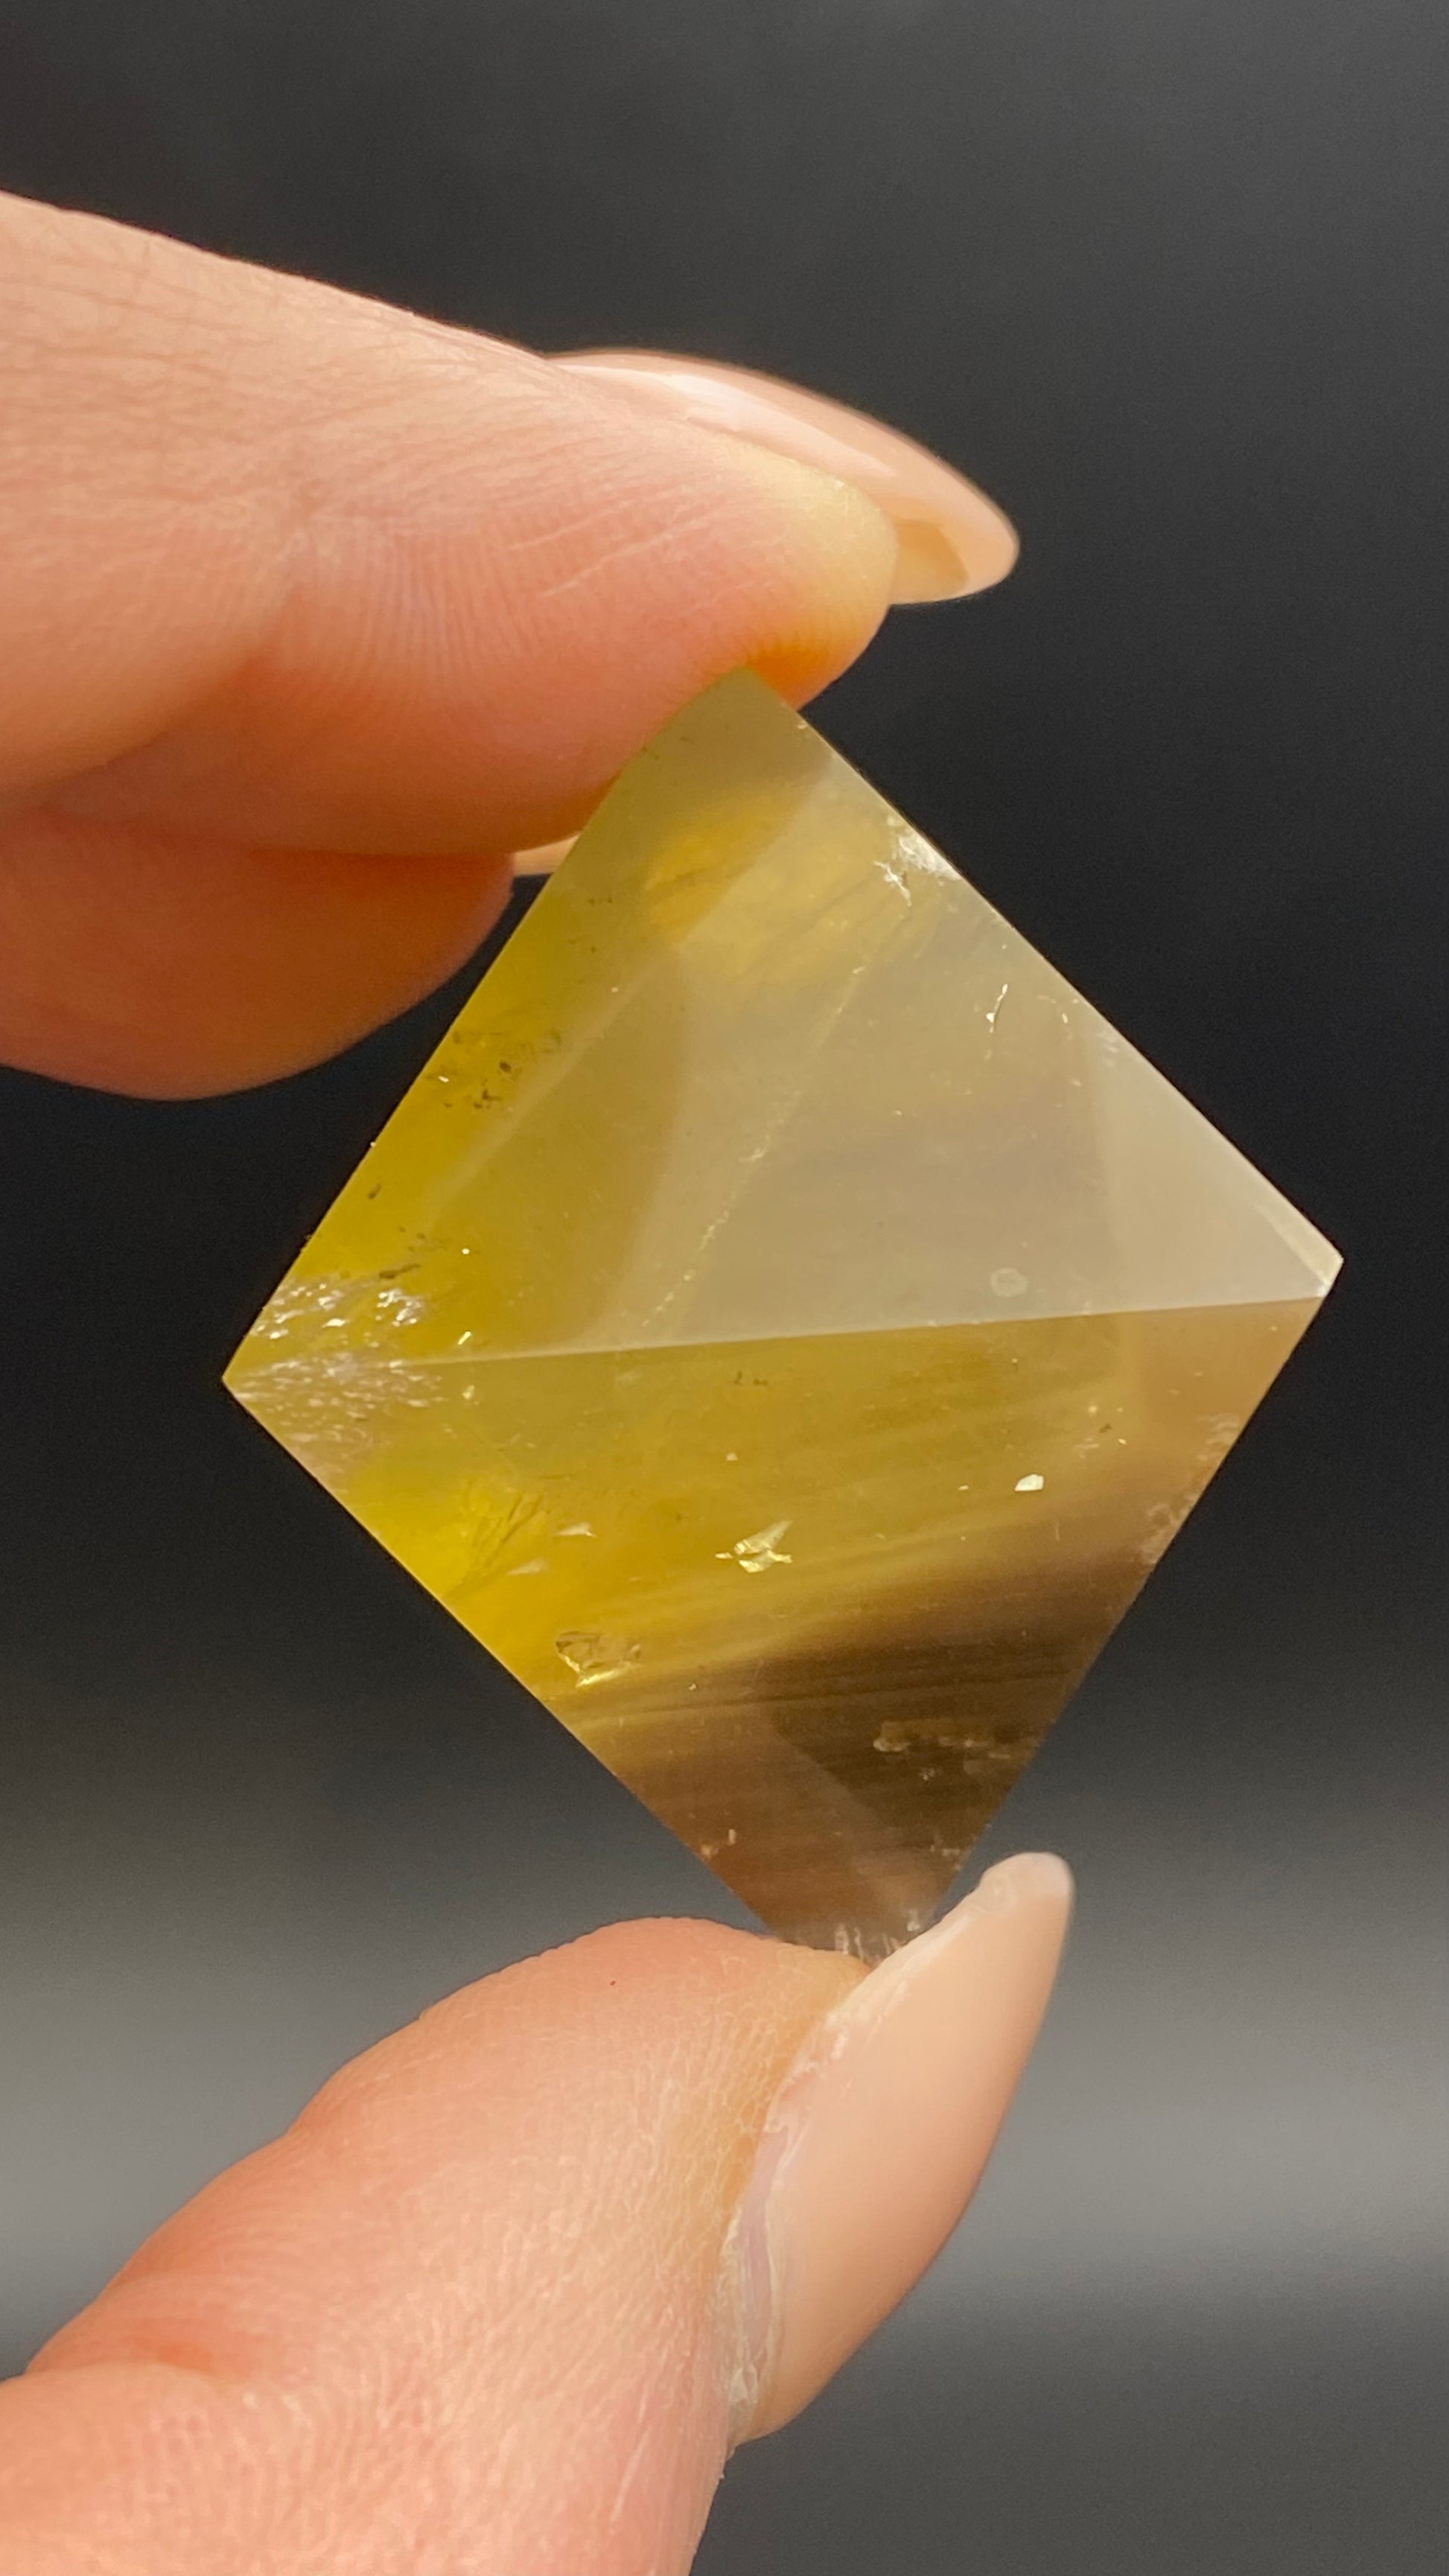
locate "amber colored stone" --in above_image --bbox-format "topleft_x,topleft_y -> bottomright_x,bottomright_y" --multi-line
226,674 -> 1339,1956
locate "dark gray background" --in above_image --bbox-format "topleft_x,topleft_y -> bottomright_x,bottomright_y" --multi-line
1,4 -> 1446,2569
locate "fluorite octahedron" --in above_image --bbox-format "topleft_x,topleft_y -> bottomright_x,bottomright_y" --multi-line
226,673 -> 1340,1956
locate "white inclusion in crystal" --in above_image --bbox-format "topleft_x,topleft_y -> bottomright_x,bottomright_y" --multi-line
559,1521 -> 596,1537
508,1558 -> 549,1577
1015,1473 -> 1045,1493
990,1266 -> 1028,1298
555,1631 -> 642,1687
719,1520 -> 793,1573
877,824 -> 959,905
377,1286 -> 426,1324
892,823 -> 958,882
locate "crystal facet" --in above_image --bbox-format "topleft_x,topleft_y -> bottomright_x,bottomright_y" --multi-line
226,674 -> 1340,1956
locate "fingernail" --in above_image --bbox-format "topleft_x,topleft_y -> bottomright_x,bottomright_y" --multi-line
512,835 -> 577,876
552,350 -> 1019,605
720,1852 -> 1072,2441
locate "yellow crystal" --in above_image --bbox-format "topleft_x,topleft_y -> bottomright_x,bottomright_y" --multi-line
226,673 -> 1340,1956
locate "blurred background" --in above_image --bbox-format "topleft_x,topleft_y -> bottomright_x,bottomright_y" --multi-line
0,4 -> 1446,2568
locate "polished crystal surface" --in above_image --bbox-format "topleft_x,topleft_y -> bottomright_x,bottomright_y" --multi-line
226,673 -> 1339,1955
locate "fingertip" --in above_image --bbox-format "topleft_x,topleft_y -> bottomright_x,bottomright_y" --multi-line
14,1918 -> 867,2575
0,214 -> 914,1097
730,1852 -> 1073,2439
713,439 -> 900,698
555,348 -> 1019,605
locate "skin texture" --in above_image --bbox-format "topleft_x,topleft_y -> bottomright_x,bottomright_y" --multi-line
0,190 -> 896,1094
3,1927 -> 859,2576
0,189 -> 1071,2574
556,350 -> 1022,602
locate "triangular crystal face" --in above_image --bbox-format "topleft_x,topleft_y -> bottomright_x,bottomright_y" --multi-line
226,674 -> 1340,1956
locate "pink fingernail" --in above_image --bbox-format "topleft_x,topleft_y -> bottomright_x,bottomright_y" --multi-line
720,1853 -> 1072,2441
553,349 -> 1019,606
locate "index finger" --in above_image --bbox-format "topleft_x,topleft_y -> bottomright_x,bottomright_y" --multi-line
0,191 -> 904,1095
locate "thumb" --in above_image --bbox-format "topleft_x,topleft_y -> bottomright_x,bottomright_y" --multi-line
0,1859 -> 1069,2576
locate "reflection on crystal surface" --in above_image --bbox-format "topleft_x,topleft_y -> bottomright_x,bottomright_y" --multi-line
226,674 -> 1339,1956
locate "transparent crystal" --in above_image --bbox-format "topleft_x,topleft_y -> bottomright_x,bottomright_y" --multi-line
226,674 -> 1340,1956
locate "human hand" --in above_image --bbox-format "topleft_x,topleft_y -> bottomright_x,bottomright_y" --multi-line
0,188 -> 1071,2575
